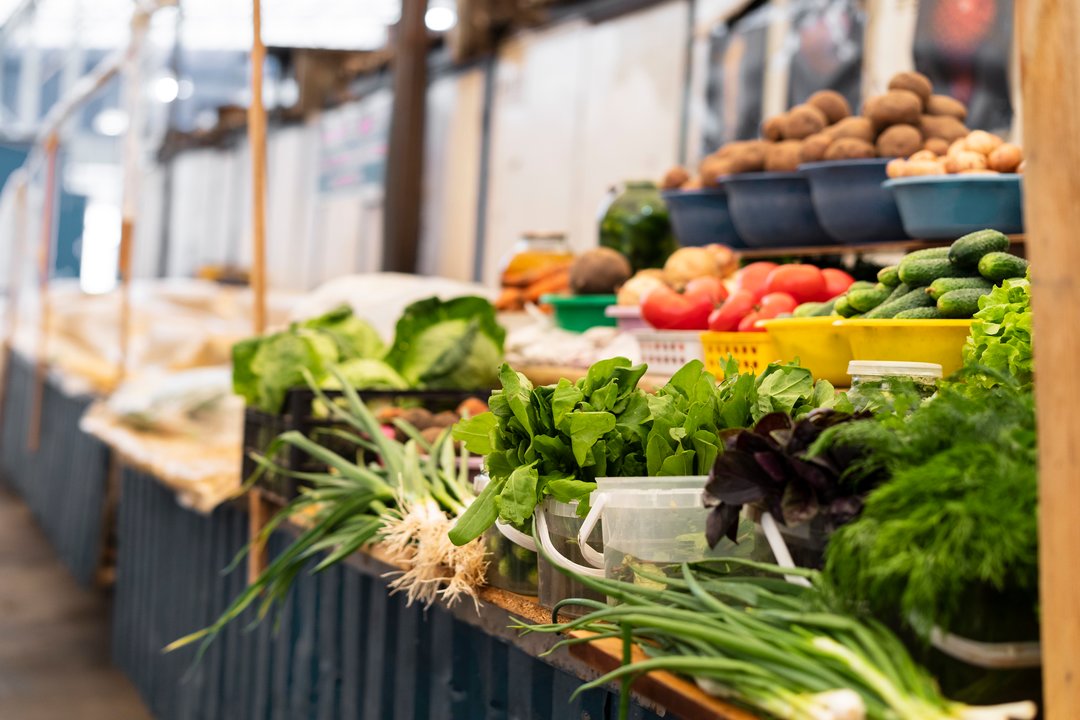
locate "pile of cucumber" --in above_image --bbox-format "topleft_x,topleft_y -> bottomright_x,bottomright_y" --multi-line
833,229 -> 1027,320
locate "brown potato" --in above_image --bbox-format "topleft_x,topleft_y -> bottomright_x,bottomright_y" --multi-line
923,137 -> 950,155
826,116 -> 874,143
661,166 -> 690,190
781,105 -> 828,140
908,150 -> 938,163
726,140 -> 768,173
761,115 -> 785,142
888,71 -> 933,106
868,90 -> 922,129
681,176 -> 703,190
886,158 -> 907,178
965,130 -> 1004,155
799,133 -> 834,163
926,94 -> 967,121
876,124 -> 923,157
807,90 -> 852,124
944,150 -> 988,173
764,140 -> 804,171
824,137 -> 876,160
700,155 -> 734,185
959,169 -> 1000,175
947,138 -> 969,157
906,160 -> 947,176
920,115 -> 968,142
988,143 -> 1023,173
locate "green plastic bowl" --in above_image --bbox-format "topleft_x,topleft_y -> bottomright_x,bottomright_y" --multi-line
541,294 -> 617,333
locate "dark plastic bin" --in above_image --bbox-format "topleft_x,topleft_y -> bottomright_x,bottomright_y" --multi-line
883,175 -> 1024,239
661,188 -> 746,249
800,159 -> 909,243
243,388 -> 487,503
723,172 -> 834,248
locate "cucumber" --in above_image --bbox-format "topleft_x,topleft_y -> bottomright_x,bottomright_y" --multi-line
834,295 -> 858,318
884,282 -> 912,303
810,298 -> 838,317
898,257 -> 967,287
793,302 -> 824,318
895,306 -> 944,319
848,280 -> 876,293
904,247 -> 951,261
938,288 -> 991,318
877,265 -> 901,287
863,288 -> 936,319
926,276 -> 993,301
977,252 -> 1029,282
847,283 -> 892,312
948,229 -> 1010,268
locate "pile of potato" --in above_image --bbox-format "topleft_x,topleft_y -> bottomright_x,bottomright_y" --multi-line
886,129 -> 1023,177
662,71 -> 988,190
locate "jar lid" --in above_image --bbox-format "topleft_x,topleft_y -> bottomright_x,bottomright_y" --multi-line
847,360 -> 943,379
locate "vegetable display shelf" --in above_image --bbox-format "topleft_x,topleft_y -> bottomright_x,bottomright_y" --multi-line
112,469 -> 754,720
0,350 -> 112,586
733,234 -> 1024,260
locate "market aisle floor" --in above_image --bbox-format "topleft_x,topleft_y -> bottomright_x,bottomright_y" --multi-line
0,483 -> 151,720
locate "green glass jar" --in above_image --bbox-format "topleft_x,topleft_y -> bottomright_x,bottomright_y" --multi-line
598,180 -> 678,272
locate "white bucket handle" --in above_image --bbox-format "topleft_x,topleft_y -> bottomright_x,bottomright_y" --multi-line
760,511 -> 812,588
576,495 -> 607,569
535,507 -> 605,578
495,519 -> 537,553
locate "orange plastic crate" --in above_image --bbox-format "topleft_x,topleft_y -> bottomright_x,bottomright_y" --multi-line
701,331 -> 780,376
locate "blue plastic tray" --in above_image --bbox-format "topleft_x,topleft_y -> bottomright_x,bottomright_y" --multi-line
800,159 -> 909,243
723,172 -> 834,248
661,188 -> 746,249
883,175 -> 1024,239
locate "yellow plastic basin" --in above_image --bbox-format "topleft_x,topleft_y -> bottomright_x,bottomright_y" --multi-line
758,317 -> 853,386
836,319 -> 973,376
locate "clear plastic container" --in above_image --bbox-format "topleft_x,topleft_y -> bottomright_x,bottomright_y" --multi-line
577,477 -> 756,583
748,507 -> 830,570
536,499 -> 605,617
474,474 -> 539,595
847,360 -> 942,411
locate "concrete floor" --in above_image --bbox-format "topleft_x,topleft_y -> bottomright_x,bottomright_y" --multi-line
0,483 -> 151,720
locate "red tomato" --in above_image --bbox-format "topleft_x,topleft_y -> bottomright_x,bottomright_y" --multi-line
821,268 -> 855,299
684,276 -> 729,305
758,292 -> 798,316
708,289 -> 756,332
641,286 -> 714,330
737,311 -> 767,332
733,262 -> 779,301
764,264 -> 829,303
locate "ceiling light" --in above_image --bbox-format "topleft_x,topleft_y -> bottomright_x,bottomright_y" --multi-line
424,6 -> 456,32
92,108 -> 129,136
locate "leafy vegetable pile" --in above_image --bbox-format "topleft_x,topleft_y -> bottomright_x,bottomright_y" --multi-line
704,409 -> 879,548
234,297 -> 505,413
450,358 -> 844,546
816,380 -> 1038,638
963,275 -> 1033,389
519,559 -> 1035,720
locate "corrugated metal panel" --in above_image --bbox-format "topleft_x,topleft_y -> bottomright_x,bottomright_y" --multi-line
0,351 -> 110,585
113,469 -> 667,720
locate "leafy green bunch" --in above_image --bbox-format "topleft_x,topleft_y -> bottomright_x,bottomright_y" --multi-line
815,379 -> 1038,636
963,274 -> 1033,389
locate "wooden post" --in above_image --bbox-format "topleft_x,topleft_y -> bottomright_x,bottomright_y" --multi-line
1018,0 -> 1080,716
382,0 -> 429,273
27,134 -> 59,453
247,0 -> 270,583
0,172 -> 29,435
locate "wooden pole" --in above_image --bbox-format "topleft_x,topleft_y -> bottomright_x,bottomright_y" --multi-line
382,0 -> 429,273
0,173 -> 29,435
27,134 -> 59,453
247,0 -> 270,583
1019,0 -> 1080,715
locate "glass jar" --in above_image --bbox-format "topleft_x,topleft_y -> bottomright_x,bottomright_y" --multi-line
598,181 -> 678,273
497,232 -> 574,312
847,360 -> 943,411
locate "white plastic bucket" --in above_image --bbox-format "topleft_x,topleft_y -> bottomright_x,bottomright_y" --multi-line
575,476 -> 755,581
473,474 -> 539,594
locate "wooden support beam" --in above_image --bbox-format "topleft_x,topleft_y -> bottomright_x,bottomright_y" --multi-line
1018,0 -> 1080,716
247,0 -> 270,583
27,134 -> 58,453
382,0 -> 429,273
